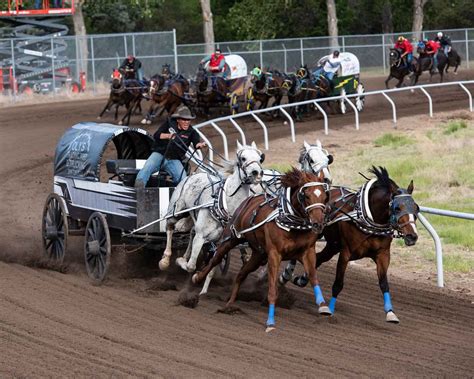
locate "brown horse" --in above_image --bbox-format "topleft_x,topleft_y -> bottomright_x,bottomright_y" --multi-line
193,65 -> 230,117
281,166 -> 419,323
247,67 -> 286,114
192,168 -> 332,332
98,68 -> 143,125
141,74 -> 190,125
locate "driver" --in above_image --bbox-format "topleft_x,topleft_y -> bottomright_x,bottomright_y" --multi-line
434,32 -> 452,56
135,106 -> 206,188
200,48 -> 227,91
119,54 -> 144,81
312,50 -> 342,84
394,36 -> 413,69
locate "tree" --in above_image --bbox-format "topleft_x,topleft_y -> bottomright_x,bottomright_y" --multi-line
200,0 -> 215,54
326,0 -> 339,48
412,0 -> 428,42
72,0 -> 88,79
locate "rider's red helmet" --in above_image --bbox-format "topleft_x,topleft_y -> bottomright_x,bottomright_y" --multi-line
127,54 -> 134,61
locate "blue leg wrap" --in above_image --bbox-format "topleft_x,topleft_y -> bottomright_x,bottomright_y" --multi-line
266,304 -> 275,326
329,297 -> 337,314
313,285 -> 325,305
383,292 -> 393,313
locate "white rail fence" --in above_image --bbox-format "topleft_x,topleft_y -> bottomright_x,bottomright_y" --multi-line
193,80 -> 474,289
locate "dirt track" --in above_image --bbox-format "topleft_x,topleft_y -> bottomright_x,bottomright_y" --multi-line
1,72 -> 474,377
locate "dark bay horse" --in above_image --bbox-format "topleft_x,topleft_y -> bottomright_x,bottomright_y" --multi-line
385,48 -> 415,89
411,42 -> 448,85
192,168 -> 332,332
98,68 -> 143,126
445,48 -> 461,74
281,166 -> 419,323
247,67 -> 286,113
141,74 -> 190,125
193,65 -> 230,117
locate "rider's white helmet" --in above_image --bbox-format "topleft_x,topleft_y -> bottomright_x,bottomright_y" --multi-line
437,32 -> 443,38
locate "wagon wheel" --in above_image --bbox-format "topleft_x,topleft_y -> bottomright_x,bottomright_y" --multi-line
84,212 -> 111,283
355,83 -> 365,111
230,93 -> 239,115
339,88 -> 347,114
42,193 -> 69,263
246,87 -> 255,111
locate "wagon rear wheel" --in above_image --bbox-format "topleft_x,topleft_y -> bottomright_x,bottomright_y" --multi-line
246,87 -> 254,111
339,88 -> 347,114
42,193 -> 68,263
230,93 -> 239,115
84,212 -> 111,283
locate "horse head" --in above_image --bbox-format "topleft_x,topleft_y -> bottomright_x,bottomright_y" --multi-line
161,64 -> 172,79
299,140 -> 333,183
281,74 -> 296,93
250,66 -> 263,84
296,66 -> 308,80
281,168 -> 330,233
196,66 -> 208,92
389,48 -> 402,67
111,68 -> 124,89
148,75 -> 165,96
368,166 -> 419,246
235,140 -> 264,184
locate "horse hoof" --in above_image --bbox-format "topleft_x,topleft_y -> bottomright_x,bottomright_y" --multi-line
140,119 -> 147,124
318,305 -> 332,316
97,116 -> 101,120
146,120 -> 152,125
265,326 -> 276,333
158,257 -> 170,271
176,257 -> 188,271
386,311 -> 400,323
118,121 -> 123,126
191,273 -> 199,284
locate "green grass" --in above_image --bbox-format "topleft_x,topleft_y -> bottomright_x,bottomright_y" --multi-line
443,120 -> 468,135
267,163 -> 292,173
422,250 -> 474,273
373,133 -> 415,148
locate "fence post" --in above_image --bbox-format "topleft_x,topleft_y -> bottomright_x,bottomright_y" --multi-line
173,29 -> 178,72
10,39 -> 16,100
259,40 -> 263,68
382,35 -> 386,75
282,44 -> 287,73
342,35 -> 345,52
123,34 -> 128,56
300,38 -> 304,65
132,33 -> 136,57
91,36 -> 96,94
51,38 -> 56,94
465,29 -> 470,69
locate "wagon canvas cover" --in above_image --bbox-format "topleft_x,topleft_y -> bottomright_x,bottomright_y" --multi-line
54,122 -> 153,181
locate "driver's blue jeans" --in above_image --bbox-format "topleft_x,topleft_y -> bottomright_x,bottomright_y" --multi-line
135,152 -> 187,187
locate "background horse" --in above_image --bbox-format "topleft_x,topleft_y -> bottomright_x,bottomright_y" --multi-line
385,48 -> 414,88
282,166 -> 419,323
159,142 -> 264,281
193,168 -> 331,332
445,48 -> 461,74
141,74 -> 190,125
98,68 -> 143,125
247,67 -> 286,114
193,65 -> 230,117
411,43 -> 448,85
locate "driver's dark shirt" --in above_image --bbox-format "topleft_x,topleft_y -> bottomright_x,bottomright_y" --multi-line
152,119 -> 201,161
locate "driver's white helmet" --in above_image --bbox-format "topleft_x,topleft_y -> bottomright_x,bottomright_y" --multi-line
437,32 -> 443,38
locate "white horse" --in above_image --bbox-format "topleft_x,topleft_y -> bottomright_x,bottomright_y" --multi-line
159,142 -> 265,285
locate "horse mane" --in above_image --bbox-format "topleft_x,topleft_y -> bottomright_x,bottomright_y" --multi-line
281,167 -> 319,189
368,166 -> 397,190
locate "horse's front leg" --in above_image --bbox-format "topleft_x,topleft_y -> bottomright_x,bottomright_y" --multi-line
159,219 -> 178,270
141,101 -> 156,125
327,247 -> 350,314
301,246 -> 331,315
384,74 -> 392,89
98,98 -> 112,119
374,249 -> 399,323
175,227 -> 195,270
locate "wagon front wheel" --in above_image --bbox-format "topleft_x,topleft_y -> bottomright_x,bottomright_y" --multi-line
42,193 -> 68,263
84,212 -> 111,283
356,83 -> 365,111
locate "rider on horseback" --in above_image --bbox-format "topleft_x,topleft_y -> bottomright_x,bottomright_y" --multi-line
394,36 -> 413,70
434,32 -> 452,56
120,55 -> 144,81
200,48 -> 227,92
424,40 -> 440,74
135,106 -> 206,188
312,50 -> 342,86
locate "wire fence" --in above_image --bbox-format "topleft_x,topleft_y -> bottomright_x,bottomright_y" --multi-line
0,27 -> 473,97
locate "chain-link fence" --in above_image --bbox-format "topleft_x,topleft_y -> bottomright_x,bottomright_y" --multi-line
0,27 -> 473,98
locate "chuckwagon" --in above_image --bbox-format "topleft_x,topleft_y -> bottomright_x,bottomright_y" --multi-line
316,52 -> 366,114
41,122 -> 227,282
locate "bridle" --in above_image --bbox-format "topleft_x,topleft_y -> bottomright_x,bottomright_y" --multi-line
236,149 -> 265,186
300,147 -> 331,178
389,190 -> 419,235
